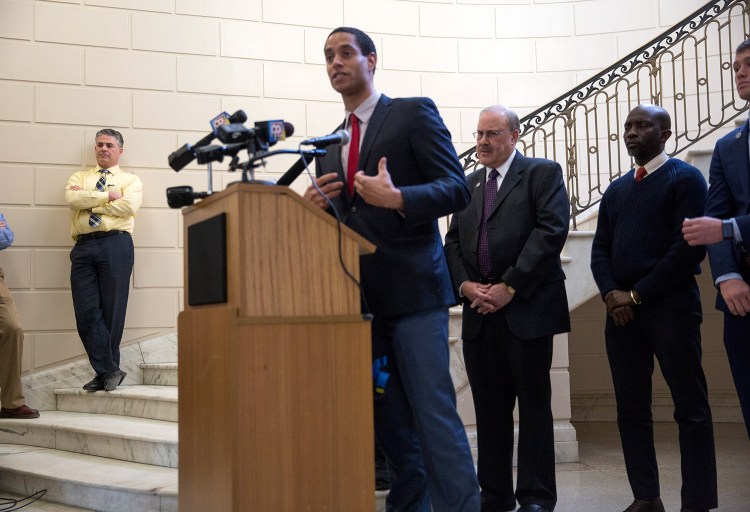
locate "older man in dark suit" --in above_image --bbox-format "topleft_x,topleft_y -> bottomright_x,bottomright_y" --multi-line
444,105 -> 570,512
303,26 -> 479,512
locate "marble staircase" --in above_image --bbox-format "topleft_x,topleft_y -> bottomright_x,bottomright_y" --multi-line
0,363 -> 179,512
0,229 -> 602,511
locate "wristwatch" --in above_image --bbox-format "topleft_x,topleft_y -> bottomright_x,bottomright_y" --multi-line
722,219 -> 734,240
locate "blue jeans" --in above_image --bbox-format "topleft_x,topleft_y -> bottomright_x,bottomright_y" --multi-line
372,307 -> 480,512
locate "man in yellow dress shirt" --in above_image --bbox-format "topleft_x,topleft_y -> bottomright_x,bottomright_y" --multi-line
65,129 -> 142,392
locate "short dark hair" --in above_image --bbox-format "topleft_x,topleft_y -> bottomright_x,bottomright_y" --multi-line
96,128 -> 124,148
737,39 -> 750,55
328,27 -> 377,57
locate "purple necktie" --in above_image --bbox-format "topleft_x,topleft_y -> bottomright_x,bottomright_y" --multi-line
478,168 -> 498,278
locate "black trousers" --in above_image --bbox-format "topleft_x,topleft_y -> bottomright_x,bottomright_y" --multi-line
463,313 -> 556,511
605,279 -> 717,509
723,312 -> 750,439
70,232 -> 134,377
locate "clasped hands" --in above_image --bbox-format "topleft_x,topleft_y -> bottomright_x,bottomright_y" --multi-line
604,289 -> 638,326
303,157 -> 404,211
464,282 -> 514,314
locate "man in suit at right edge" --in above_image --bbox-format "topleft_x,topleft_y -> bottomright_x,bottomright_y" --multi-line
444,105 -> 570,512
681,39 -> 750,441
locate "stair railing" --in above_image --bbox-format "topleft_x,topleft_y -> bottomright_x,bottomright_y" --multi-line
458,0 -> 750,229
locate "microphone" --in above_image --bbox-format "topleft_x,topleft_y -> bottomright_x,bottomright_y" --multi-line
193,142 -> 248,165
301,129 -> 350,148
276,128 -> 348,186
255,120 -> 294,145
276,153 -> 315,186
218,121 -> 295,146
166,186 -> 210,208
168,110 -> 247,171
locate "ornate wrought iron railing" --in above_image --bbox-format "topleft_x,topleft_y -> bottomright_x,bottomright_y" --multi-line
458,0 -> 750,229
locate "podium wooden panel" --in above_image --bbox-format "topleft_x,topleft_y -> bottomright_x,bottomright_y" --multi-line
178,184 -> 376,512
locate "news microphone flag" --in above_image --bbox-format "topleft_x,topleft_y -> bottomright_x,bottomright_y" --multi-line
254,120 -> 290,145
210,112 -> 232,135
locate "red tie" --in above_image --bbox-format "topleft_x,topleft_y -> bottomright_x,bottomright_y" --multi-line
635,166 -> 647,182
347,114 -> 360,196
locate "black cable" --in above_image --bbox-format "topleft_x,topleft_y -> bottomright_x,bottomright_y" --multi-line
301,153 -> 372,317
0,490 -> 47,511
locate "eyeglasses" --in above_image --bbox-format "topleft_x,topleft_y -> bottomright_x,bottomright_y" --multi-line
473,130 -> 512,140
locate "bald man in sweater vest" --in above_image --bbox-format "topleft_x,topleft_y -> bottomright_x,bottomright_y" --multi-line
590,105 -> 717,512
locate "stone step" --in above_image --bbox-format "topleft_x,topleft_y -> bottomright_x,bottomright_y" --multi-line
54,385 -> 178,422
0,411 -> 177,468
0,492 -> 96,511
141,363 -> 178,386
0,444 -> 177,512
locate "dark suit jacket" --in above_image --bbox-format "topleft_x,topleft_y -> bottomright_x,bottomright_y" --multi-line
315,94 -> 470,318
444,151 -> 571,341
739,215 -> 750,241
706,122 -> 750,311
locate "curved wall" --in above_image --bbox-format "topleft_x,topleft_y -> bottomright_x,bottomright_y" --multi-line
0,0 -> 708,373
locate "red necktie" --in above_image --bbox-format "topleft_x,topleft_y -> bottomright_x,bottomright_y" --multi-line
347,114 -> 360,196
635,166 -> 647,182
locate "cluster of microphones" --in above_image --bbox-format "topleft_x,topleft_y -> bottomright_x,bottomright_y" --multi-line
166,109 -> 351,208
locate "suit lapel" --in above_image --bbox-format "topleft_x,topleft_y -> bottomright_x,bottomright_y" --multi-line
489,151 -> 523,217
734,122 -> 750,209
321,120 -> 349,208
358,95 -> 392,174
472,171 -> 486,224
329,120 -> 346,182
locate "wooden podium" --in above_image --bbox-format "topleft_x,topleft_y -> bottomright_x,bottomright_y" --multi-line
177,184 -> 376,512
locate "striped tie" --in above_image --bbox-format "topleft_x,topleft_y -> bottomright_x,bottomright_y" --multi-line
88,169 -> 109,227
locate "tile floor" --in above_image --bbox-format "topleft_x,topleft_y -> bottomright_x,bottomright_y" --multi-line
556,422 -> 750,511
4,421 -> 748,511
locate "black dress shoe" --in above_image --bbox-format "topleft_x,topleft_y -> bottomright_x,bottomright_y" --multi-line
102,370 -> 126,391
518,505 -> 550,512
623,498 -> 665,512
82,377 -> 104,392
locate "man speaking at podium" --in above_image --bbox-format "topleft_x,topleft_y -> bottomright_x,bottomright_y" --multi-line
302,27 -> 480,512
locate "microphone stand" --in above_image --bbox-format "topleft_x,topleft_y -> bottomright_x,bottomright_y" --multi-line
232,149 -> 327,185
206,162 -> 214,195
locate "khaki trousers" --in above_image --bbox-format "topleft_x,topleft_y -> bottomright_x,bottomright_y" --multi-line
0,267 -> 25,409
